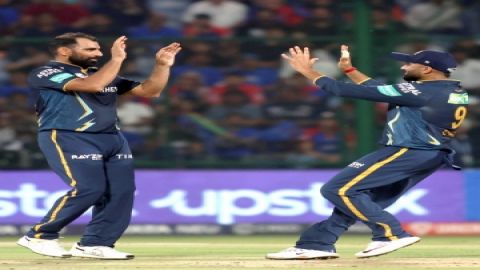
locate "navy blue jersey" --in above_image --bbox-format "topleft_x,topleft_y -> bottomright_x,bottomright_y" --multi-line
314,77 -> 468,150
28,61 -> 141,133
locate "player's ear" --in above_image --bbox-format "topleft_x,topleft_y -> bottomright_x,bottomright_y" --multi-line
423,65 -> 433,74
57,46 -> 72,57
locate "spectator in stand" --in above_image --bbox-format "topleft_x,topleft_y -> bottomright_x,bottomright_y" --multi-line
182,0 -> 248,34
297,5 -> 337,36
208,70 -> 264,104
236,8 -> 284,37
242,26 -> 288,68
300,111 -> 344,163
207,89 -> 263,127
404,0 -> 466,34
450,45 -> 480,94
250,0 -> 304,27
93,0 -> 146,30
5,45 -> 50,72
147,0 -> 191,28
183,13 -> 230,38
169,71 -> 210,113
128,12 -> 182,39
0,0 -> 21,36
172,52 -> 223,86
17,13 -> 70,37
0,70 -> 30,97
74,13 -> 121,37
213,113 -> 260,160
211,39 -> 243,68
22,0 -> 91,27
116,95 -> 155,151
237,53 -> 279,87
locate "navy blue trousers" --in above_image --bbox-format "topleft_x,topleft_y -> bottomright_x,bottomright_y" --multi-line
27,130 -> 135,246
296,146 -> 447,251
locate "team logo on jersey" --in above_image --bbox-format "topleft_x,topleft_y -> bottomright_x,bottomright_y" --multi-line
49,73 -> 74,83
377,85 -> 401,96
448,93 -> 468,104
397,83 -> 422,95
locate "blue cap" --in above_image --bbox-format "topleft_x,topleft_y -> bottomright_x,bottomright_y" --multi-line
391,50 -> 457,73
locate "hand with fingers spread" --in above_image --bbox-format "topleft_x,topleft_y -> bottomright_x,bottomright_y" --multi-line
338,44 -> 353,71
111,36 -> 128,62
156,42 -> 182,67
281,46 -> 323,81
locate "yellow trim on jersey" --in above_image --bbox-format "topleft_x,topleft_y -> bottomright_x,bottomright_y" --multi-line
338,148 -> 409,222
357,78 -> 372,85
312,75 -> 326,85
33,130 -> 78,236
62,77 -> 80,91
74,93 -> 94,120
376,222 -> 398,241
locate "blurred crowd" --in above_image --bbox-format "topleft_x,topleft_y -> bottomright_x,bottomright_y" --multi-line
0,0 -> 479,168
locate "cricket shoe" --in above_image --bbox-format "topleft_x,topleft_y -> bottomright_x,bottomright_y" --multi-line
17,236 -> 72,258
70,243 -> 134,260
355,236 -> 421,258
266,247 -> 339,260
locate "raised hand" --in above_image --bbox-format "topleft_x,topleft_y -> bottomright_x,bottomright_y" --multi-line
111,36 -> 127,61
338,44 -> 352,70
155,42 -> 182,67
281,46 -> 323,81
281,46 -> 318,74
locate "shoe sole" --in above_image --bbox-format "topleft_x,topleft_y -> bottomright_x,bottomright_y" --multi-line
71,253 -> 134,260
17,241 -> 72,258
266,255 -> 338,260
266,253 -> 339,260
356,237 -> 421,258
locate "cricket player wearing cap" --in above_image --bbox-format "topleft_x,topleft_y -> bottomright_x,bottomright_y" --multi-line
266,45 -> 468,259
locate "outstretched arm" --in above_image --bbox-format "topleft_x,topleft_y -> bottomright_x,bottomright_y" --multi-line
282,46 -> 429,106
130,42 -> 182,98
337,45 -> 371,85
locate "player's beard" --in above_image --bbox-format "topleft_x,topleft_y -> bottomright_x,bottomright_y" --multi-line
68,53 -> 99,69
403,73 -> 421,82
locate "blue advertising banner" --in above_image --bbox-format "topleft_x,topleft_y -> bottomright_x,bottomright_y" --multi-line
0,170 -> 465,225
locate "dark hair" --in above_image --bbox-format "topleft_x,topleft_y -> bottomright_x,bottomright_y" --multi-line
48,32 -> 98,55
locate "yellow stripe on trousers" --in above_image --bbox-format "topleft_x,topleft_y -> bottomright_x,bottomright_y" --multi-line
34,130 -> 78,238
338,148 -> 409,239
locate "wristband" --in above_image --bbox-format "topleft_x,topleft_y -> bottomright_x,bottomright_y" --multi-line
343,67 -> 357,74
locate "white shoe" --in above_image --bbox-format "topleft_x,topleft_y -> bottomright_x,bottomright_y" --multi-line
70,243 -> 134,260
355,236 -> 421,258
16,236 -> 72,258
266,247 -> 339,260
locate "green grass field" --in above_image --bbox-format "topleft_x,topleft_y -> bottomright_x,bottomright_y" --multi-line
1,235 -> 480,270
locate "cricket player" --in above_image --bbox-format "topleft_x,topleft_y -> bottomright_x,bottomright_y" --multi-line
17,32 -> 181,259
267,45 -> 468,259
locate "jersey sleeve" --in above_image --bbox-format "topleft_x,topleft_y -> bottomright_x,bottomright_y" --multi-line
27,66 -> 78,92
314,76 -> 431,106
115,76 -> 141,95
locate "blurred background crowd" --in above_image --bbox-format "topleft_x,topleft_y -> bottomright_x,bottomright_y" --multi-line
0,0 -> 479,169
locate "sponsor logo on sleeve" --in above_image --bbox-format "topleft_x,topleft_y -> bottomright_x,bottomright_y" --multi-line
377,85 -> 402,96
447,93 -> 469,104
36,68 -> 63,78
49,73 -> 74,83
397,83 -> 422,95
